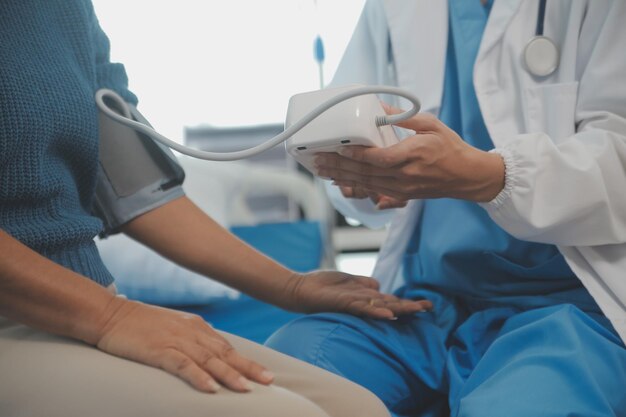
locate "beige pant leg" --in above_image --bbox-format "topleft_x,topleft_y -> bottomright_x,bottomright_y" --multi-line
226,331 -> 390,417
0,317 -> 389,417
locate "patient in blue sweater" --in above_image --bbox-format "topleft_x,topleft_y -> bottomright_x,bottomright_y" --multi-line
0,0 -> 137,287
0,2 -> 429,416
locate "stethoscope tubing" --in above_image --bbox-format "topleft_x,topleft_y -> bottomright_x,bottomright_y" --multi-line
535,0 -> 547,37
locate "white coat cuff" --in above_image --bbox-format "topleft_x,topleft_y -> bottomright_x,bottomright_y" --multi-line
480,147 -> 520,210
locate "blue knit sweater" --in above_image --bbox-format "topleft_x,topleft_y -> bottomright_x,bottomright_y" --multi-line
0,1 -> 137,286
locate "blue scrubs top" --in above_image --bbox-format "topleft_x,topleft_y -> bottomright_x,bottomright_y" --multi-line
401,0 -> 598,312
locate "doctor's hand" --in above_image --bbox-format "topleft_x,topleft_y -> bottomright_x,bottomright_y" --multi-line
282,271 -> 432,319
96,299 -> 273,394
315,109 -> 505,203
338,185 -> 408,210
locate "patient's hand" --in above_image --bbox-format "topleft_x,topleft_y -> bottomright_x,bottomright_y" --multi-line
283,271 -> 432,319
96,299 -> 273,393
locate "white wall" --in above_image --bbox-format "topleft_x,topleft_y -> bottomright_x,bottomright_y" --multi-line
92,0 -> 365,141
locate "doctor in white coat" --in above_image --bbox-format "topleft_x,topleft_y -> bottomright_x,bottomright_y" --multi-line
267,1 -> 626,416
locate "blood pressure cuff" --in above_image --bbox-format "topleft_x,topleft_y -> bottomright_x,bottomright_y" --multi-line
94,104 -> 185,236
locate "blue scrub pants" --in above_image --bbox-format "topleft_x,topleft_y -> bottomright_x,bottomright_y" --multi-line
266,292 -> 626,417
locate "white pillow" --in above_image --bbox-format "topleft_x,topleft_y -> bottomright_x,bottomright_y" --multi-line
97,234 -> 239,305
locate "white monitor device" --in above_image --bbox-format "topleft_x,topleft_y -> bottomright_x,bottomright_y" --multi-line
284,85 -> 400,177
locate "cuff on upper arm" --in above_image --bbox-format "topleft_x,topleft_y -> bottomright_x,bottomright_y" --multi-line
94,177 -> 185,237
94,105 -> 185,236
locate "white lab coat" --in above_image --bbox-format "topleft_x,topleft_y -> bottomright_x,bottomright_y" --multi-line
327,0 -> 626,343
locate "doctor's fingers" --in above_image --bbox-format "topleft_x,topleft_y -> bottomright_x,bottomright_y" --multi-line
317,131 -> 433,171
330,173 -> 436,201
387,109 -> 444,134
382,101 -> 444,131
315,152 -> 392,177
340,134 -> 440,169
339,185 -> 370,199
376,195 -> 408,209
334,180 -> 406,201
346,185 -> 406,209
339,185 -> 403,209
335,142 -> 413,169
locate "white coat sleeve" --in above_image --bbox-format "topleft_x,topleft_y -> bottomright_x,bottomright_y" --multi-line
482,1 -> 626,246
324,0 -> 398,229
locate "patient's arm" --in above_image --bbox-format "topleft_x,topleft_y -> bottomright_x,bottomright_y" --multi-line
0,228 -> 271,393
0,229 -> 117,344
121,195 -> 432,317
120,195 -> 296,306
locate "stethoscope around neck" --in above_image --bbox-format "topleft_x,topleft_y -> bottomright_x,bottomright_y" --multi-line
524,0 -> 559,77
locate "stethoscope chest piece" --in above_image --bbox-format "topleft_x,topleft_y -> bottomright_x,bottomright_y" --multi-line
524,35 -> 559,77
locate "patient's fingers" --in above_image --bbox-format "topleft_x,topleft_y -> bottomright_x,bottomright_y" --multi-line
192,333 -> 274,389
352,295 -> 432,319
159,349 -> 221,393
387,299 -> 433,316
346,299 -> 396,319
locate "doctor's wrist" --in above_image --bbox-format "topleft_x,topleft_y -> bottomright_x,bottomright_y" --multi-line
470,151 -> 506,203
